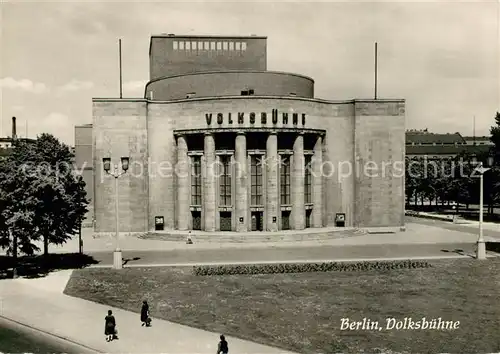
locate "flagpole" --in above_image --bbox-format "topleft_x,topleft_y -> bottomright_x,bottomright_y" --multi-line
119,39 -> 123,99
374,42 -> 378,100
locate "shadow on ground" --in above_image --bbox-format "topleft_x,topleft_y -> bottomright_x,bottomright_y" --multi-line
0,253 -> 99,279
486,241 -> 500,253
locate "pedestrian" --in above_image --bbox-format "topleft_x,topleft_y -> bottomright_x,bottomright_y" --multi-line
141,300 -> 151,327
216,334 -> 228,354
104,310 -> 116,342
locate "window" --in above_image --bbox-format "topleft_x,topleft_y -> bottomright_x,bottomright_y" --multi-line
219,155 -> 232,206
223,41 -> 228,50
305,155 -> 312,203
179,41 -> 185,50
185,41 -> 191,50
235,42 -> 241,50
241,42 -> 247,51
251,156 -> 263,205
191,156 -> 202,205
280,155 -> 291,204
191,41 -> 197,50
173,41 -> 178,50
204,41 -> 210,50
198,41 -> 203,50
229,42 -> 234,50
210,41 -> 216,50
217,42 -> 222,50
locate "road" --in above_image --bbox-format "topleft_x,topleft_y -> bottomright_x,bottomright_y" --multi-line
88,242 -> 487,266
0,316 -> 95,354
407,216 -> 500,238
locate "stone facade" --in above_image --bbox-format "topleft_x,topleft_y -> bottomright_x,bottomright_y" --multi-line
91,97 -> 405,233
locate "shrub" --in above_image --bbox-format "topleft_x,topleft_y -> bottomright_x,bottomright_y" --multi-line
193,260 -> 432,276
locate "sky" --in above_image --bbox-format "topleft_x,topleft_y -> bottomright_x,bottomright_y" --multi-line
0,0 -> 499,146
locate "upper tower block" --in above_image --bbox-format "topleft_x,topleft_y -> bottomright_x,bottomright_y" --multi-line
149,34 -> 267,80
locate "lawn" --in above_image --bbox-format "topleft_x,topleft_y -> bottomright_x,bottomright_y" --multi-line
64,259 -> 500,354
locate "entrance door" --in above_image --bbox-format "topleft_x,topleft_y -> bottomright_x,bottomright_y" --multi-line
192,211 -> 201,230
305,209 -> 312,228
281,211 -> 291,230
251,211 -> 263,231
220,212 -> 232,231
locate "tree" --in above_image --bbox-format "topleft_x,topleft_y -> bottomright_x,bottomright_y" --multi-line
489,111 -> 500,159
1,134 -> 89,257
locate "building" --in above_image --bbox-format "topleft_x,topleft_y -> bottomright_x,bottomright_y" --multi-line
405,130 -> 492,160
0,117 -> 36,160
81,34 -> 406,234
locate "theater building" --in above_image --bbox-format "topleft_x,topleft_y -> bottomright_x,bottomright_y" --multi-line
86,34 -> 406,234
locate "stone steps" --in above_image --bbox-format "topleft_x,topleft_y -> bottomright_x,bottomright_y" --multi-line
140,228 -> 366,243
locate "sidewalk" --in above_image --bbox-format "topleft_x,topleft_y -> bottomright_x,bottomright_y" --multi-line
0,270 -> 293,354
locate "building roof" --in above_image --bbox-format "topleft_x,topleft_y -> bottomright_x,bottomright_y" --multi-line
406,144 -> 492,155
405,131 -> 465,145
462,136 -> 491,140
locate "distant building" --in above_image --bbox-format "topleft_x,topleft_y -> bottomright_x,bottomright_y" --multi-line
463,136 -> 494,146
405,129 -> 492,160
0,117 -> 36,159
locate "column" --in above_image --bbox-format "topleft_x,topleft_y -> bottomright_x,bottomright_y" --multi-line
176,135 -> 190,230
266,132 -> 278,231
235,132 -> 248,232
204,133 -> 216,231
312,135 -> 323,227
292,133 -> 305,230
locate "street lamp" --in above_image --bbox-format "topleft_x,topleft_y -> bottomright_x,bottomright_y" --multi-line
472,156 -> 493,260
103,156 -> 130,269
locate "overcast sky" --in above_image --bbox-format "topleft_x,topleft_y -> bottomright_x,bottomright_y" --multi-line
1,0 -> 499,145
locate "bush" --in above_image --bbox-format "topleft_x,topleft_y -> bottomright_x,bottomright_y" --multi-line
193,260 -> 432,276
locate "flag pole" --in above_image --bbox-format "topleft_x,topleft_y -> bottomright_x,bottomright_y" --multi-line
119,39 -> 123,99
374,42 -> 378,100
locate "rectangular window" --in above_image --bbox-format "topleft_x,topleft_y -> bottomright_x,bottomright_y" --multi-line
219,156 -> 232,206
251,156 -> 263,205
179,41 -> 185,50
229,42 -> 234,51
217,42 -> 222,50
241,42 -> 247,51
173,41 -> 178,50
210,41 -> 216,50
280,155 -> 291,205
305,155 -> 312,203
191,156 -> 202,205
198,41 -> 203,50
204,41 -> 210,50
223,41 -> 228,50
185,41 -> 191,50
191,41 -> 197,50
235,42 -> 241,50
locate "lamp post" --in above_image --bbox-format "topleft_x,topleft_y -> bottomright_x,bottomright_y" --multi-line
472,156 -> 493,260
103,156 -> 130,269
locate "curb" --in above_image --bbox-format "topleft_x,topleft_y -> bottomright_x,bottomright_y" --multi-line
88,254 -> 493,269
0,315 -> 102,353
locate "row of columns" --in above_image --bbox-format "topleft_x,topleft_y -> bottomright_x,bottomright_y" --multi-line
176,132 -> 323,232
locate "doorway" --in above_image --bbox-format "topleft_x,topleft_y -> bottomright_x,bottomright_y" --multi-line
281,211 -> 291,230
220,212 -> 232,231
251,211 -> 263,231
305,209 -> 312,228
192,211 -> 201,230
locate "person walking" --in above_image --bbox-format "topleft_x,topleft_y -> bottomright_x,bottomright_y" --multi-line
104,310 -> 116,342
141,300 -> 151,327
216,334 -> 229,354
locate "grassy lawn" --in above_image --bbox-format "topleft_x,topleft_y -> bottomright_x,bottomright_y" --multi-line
64,259 -> 500,353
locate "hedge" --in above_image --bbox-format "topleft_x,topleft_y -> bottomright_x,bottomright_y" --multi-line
193,260 -> 432,276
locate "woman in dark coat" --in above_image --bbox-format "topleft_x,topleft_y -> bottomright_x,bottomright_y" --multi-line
141,300 -> 150,326
104,310 -> 116,342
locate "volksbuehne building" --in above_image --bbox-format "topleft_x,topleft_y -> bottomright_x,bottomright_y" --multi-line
78,34 -> 406,235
